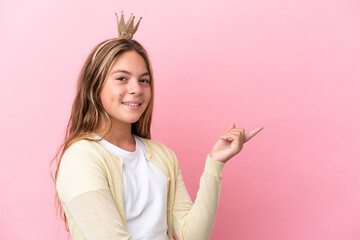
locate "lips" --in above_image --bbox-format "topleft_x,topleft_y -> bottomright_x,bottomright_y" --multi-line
122,101 -> 143,110
122,102 -> 141,106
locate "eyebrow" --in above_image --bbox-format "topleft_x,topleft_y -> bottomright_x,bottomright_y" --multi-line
111,69 -> 150,77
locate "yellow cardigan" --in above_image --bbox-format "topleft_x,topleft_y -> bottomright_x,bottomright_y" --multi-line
56,136 -> 225,240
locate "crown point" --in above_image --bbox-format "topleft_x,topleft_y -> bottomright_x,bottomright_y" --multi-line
116,11 -> 142,40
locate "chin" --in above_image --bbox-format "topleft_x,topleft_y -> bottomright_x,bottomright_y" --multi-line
128,117 -> 142,124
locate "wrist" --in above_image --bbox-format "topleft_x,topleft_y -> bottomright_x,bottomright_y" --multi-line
209,152 -> 230,163
205,154 -> 226,178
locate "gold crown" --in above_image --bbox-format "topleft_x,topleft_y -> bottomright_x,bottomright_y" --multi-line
115,11 -> 142,40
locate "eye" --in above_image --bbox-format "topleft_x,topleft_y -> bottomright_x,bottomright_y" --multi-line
116,77 -> 126,81
140,79 -> 150,84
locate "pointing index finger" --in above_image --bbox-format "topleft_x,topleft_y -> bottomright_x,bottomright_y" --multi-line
244,126 -> 264,143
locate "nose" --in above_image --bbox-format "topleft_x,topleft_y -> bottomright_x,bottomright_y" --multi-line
128,78 -> 143,95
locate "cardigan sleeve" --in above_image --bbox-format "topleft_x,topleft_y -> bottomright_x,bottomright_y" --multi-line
56,141 -> 132,240
65,189 -> 132,240
172,154 -> 225,240
56,141 -> 109,201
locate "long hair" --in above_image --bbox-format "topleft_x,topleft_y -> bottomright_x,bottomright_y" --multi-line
50,38 -> 154,231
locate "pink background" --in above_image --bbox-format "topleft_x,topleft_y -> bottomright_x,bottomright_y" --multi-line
1,0 -> 359,239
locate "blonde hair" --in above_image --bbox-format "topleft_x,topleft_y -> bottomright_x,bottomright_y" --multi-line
50,38 -> 154,231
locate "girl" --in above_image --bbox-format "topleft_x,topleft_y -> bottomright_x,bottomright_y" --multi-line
53,12 -> 263,240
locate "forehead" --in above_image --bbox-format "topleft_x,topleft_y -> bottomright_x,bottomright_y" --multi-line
110,50 -> 148,73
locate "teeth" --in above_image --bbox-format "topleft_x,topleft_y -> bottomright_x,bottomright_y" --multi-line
123,102 -> 140,106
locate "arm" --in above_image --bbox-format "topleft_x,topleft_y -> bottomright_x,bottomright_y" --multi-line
172,155 -> 224,240
56,141 -> 131,240
65,189 -> 132,240
172,123 -> 263,240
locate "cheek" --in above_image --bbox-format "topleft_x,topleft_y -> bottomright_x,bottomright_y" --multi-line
101,86 -> 123,104
111,85 -> 124,96
100,91 -> 112,111
145,88 -> 151,101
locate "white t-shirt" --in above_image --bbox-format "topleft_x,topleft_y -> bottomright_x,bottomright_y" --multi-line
97,134 -> 169,240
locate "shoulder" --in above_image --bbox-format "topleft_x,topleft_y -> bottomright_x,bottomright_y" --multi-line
137,136 -> 178,165
62,138 -> 100,157
59,138 -> 108,171
57,139 -> 110,201
137,136 -> 174,154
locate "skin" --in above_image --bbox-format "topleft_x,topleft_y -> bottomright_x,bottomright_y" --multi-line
97,50 -> 263,162
97,50 -> 151,151
209,124 -> 263,163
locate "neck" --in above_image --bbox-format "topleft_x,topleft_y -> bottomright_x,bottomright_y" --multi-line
95,119 -> 136,151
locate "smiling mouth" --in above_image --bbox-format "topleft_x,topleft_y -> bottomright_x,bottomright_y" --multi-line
122,102 -> 141,106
